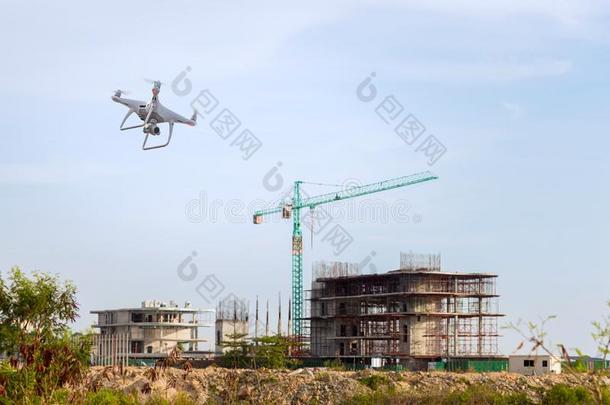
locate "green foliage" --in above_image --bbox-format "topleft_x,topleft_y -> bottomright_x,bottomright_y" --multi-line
0,267 -> 89,403
357,373 -> 391,390
346,383 -> 534,405
81,389 -> 195,405
143,395 -> 171,405
345,385 -> 399,405
438,384 -> 534,405
0,267 -> 79,353
219,333 -> 302,369
219,331 -> 250,368
261,375 -> 279,384
570,356 -> 591,373
391,372 -> 405,382
49,388 -> 71,404
171,392 -> 196,405
315,371 -> 332,383
592,301 -> 610,366
85,388 -> 139,405
323,358 -> 346,370
542,384 -> 593,405
602,387 -> 610,405
251,335 -> 301,369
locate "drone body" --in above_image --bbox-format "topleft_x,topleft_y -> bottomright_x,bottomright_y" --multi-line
112,81 -> 196,150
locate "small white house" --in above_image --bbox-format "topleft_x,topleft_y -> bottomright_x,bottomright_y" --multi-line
509,354 -> 561,375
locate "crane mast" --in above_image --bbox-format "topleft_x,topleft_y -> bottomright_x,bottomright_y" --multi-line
253,171 -> 438,337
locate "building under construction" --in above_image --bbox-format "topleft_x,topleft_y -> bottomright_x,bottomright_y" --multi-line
308,252 -> 504,370
215,297 -> 249,355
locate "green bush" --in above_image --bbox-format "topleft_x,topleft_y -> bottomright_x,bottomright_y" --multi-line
346,385 -> 400,405
219,334 -> 302,369
48,388 -> 71,404
323,359 -> 346,370
0,268 -> 91,402
171,392 -> 196,405
315,371 -> 332,382
358,373 -> 391,390
82,390 -> 195,405
251,335 -> 302,369
142,393 -> 195,405
542,384 -> 593,405
346,383 -> 535,405
143,395 -> 171,405
438,384 -> 533,405
85,388 -> 139,405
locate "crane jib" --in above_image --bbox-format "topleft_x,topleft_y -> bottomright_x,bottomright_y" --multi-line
251,171 -> 438,338
253,171 -> 438,217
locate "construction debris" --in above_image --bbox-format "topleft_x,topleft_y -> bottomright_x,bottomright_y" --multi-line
87,366 -> 609,404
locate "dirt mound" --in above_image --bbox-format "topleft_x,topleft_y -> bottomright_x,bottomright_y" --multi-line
88,366 -> 609,404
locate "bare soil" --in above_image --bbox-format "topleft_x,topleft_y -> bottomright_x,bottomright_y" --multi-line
88,366 -> 609,404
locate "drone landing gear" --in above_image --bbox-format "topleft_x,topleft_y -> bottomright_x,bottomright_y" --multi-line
118,110 -> 174,150
142,122 -> 173,151
119,110 -> 144,131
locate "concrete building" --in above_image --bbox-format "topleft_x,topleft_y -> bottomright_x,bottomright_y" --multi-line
214,297 -> 249,355
509,354 -> 562,375
91,300 -> 213,361
308,253 -> 505,370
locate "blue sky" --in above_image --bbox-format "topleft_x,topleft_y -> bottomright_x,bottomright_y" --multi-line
1,1 -> 609,355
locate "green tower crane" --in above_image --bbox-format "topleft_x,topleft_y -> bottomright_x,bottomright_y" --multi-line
253,171 -> 438,337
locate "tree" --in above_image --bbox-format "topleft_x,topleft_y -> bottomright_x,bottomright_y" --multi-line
0,267 -> 90,401
251,335 -> 302,369
219,333 -> 302,369
220,331 -> 250,368
0,267 -> 79,353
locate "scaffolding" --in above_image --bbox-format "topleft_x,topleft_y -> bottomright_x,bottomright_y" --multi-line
313,260 -> 360,279
400,251 -> 441,272
307,254 -> 503,368
216,296 -> 249,322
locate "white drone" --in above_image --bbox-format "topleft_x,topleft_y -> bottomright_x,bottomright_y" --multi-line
112,80 -> 196,150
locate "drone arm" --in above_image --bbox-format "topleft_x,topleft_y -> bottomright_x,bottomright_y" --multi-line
142,122 -> 173,151
143,97 -> 157,126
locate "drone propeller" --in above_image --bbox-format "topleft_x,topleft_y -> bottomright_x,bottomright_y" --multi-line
113,89 -> 130,97
144,79 -> 164,89
144,79 -> 163,100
